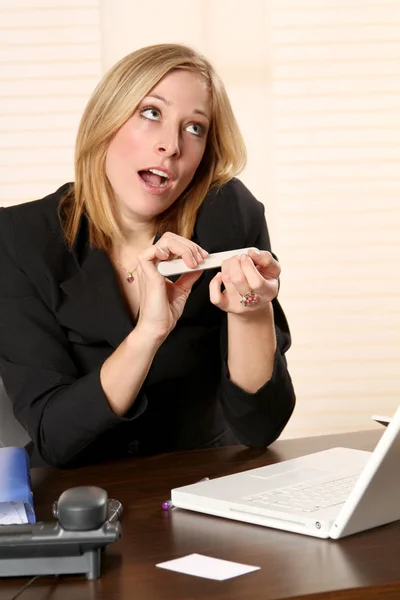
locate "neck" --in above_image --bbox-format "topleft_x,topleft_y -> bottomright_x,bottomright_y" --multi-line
110,211 -> 157,272
115,202 -> 157,248
121,222 -> 156,248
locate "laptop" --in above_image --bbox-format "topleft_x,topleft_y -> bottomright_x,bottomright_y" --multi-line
171,405 -> 400,539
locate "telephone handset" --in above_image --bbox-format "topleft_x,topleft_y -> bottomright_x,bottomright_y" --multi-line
0,486 -> 122,579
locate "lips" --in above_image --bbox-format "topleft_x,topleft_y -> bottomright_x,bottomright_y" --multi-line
139,170 -> 168,188
137,166 -> 175,195
138,166 -> 176,187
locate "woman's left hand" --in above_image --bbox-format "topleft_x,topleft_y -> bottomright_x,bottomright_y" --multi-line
209,248 -> 280,316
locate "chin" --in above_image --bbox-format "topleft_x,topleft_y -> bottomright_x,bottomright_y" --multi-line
126,199 -> 174,220
142,191 -> 178,212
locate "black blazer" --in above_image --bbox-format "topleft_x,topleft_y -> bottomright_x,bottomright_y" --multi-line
0,178 -> 295,468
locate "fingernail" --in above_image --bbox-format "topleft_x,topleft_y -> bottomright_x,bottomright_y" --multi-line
160,248 -> 169,257
197,251 -> 203,262
200,248 -> 209,257
250,248 -> 261,255
240,254 -> 248,262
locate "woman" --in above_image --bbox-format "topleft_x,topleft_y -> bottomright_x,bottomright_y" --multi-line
0,44 -> 295,468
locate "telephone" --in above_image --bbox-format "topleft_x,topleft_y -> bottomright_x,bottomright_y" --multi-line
0,486 -> 122,579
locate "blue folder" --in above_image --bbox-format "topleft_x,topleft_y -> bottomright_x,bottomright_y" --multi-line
0,447 -> 36,523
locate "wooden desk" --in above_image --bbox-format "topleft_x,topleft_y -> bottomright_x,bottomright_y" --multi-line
1,430 -> 399,600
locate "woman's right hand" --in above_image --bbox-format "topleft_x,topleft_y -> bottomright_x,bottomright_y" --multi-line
135,233 -> 208,343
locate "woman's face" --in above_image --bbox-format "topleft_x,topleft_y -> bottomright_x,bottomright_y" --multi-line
105,69 -> 211,224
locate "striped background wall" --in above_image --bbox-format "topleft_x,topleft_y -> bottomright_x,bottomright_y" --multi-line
0,0 -> 102,206
0,0 -> 399,437
269,0 -> 400,436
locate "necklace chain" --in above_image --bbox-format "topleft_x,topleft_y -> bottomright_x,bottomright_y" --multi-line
115,260 -> 138,284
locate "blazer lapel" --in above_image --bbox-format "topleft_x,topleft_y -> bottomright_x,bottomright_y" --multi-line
59,226 -> 132,350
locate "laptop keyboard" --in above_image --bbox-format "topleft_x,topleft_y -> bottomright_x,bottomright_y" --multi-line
244,473 -> 360,513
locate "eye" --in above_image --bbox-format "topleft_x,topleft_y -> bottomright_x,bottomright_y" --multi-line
141,107 -> 161,121
185,123 -> 205,137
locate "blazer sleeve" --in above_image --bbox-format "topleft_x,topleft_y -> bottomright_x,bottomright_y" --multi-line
0,209 -> 147,468
217,184 -> 296,448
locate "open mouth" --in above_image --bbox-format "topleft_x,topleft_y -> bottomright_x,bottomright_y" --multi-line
138,168 -> 170,188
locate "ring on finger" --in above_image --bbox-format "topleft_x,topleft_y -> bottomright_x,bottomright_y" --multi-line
240,290 -> 259,307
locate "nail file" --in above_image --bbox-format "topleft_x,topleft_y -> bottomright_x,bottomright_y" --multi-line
157,247 -> 256,277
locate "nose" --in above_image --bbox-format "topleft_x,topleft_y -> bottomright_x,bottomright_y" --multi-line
156,129 -> 181,158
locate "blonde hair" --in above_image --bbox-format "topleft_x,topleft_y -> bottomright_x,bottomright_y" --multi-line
60,43 -> 247,250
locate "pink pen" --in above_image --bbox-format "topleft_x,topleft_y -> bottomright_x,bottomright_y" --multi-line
161,477 -> 209,510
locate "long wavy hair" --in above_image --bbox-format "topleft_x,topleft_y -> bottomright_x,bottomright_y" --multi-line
60,43 -> 247,250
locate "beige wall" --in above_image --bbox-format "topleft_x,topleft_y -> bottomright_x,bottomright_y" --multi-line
1,0 -> 399,437
0,0 -> 102,204
268,0 -> 400,436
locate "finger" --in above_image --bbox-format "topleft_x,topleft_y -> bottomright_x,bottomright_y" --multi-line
220,269 -> 239,300
184,240 -> 208,261
163,233 -> 208,260
174,270 -> 203,293
156,238 -> 199,269
221,256 -> 254,299
222,256 -> 257,296
209,272 -> 228,310
248,248 -> 281,277
239,254 -> 265,291
187,239 -> 209,260
155,246 -> 170,261
157,233 -> 208,266
139,245 -> 169,262
197,246 -> 209,258
137,246 -> 169,280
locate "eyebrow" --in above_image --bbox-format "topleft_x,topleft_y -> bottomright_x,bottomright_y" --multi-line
146,94 -> 210,121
